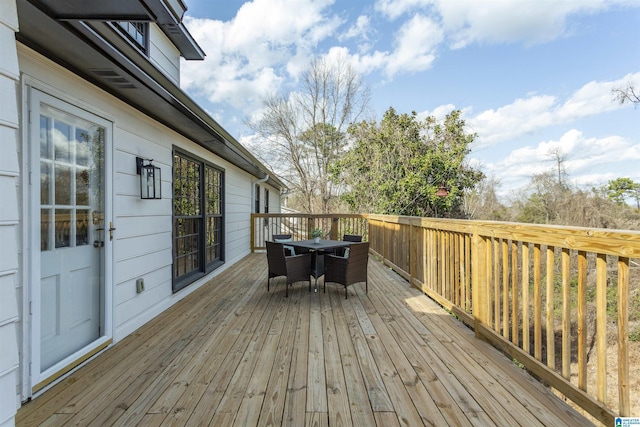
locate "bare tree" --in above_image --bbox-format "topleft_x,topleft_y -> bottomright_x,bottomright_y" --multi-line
612,84 -> 640,105
249,54 -> 370,213
547,147 -> 568,188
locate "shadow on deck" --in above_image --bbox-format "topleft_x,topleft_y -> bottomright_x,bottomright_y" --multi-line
17,253 -> 593,426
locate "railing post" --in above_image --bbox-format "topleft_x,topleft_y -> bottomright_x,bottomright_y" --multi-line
472,225 -> 489,332
250,214 -> 255,252
330,216 -> 339,240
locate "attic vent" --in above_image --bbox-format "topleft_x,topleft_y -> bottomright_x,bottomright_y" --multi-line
161,23 -> 182,35
89,68 -> 137,90
90,69 -> 119,77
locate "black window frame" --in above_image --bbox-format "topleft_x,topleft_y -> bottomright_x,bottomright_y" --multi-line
172,148 -> 224,292
113,21 -> 149,54
264,188 -> 269,213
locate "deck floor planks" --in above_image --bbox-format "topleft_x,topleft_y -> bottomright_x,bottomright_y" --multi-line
403,289 -> 591,426
158,267 -> 271,426
319,287 -> 352,426
363,268 -> 486,424
16,252 -> 594,427
369,264 -> 538,426
211,287 -> 283,425
184,269 -> 284,426
329,285 -> 378,426
94,260 -> 268,427
306,289 -> 328,415
282,283 -> 311,426
256,283 -> 304,426
357,280 -> 466,426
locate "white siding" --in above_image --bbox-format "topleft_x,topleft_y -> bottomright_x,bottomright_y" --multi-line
0,1 -> 20,425
148,24 -> 180,85
16,45 -> 271,394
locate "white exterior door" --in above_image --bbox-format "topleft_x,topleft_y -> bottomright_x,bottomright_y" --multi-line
29,88 -> 111,392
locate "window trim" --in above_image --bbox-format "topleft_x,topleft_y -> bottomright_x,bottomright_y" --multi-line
172,148 -> 224,292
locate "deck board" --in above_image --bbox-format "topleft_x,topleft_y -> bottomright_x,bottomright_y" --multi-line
17,253 -> 594,426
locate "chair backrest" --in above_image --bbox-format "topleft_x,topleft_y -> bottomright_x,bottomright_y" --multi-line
344,242 -> 369,285
266,241 -> 287,276
346,242 -> 369,265
343,234 -> 362,242
273,234 -> 292,241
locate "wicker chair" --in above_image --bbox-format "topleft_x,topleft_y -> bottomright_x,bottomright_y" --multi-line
266,241 -> 312,297
324,242 -> 369,299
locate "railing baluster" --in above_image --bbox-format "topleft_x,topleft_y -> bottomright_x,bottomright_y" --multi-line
546,246 -> 555,370
618,256 -> 630,416
561,248 -> 571,380
596,253 -> 607,404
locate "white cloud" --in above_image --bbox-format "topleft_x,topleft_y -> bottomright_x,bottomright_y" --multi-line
181,0 -> 340,113
375,0 -> 630,48
480,129 -> 640,194
384,14 -> 443,77
468,72 -> 640,146
342,15 -> 372,41
375,0 -> 431,20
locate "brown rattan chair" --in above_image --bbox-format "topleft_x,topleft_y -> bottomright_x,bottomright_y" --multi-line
324,242 -> 369,299
266,241 -> 312,297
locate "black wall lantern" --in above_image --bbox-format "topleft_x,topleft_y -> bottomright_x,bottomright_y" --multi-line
136,157 -> 161,199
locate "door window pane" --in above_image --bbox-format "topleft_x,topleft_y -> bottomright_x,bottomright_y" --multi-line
41,209 -> 50,251
76,210 -> 90,246
40,116 -> 52,159
41,162 -> 51,205
55,209 -> 71,248
54,121 -> 71,162
75,128 -> 91,166
76,168 -> 89,206
55,164 -> 72,205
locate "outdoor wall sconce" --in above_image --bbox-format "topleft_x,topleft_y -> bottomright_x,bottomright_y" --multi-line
136,157 -> 161,199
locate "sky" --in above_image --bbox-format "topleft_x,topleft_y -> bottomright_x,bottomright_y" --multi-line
179,0 -> 640,199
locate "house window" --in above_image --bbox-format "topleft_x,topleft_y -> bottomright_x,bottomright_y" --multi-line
114,22 -> 148,52
173,150 -> 224,292
264,188 -> 269,213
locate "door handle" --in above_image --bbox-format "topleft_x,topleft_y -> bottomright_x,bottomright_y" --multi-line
109,222 -> 116,241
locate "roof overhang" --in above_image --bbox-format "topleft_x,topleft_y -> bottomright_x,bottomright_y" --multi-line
16,0 -> 285,191
32,0 -> 205,59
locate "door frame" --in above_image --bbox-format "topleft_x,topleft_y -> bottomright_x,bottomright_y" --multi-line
20,79 -> 114,399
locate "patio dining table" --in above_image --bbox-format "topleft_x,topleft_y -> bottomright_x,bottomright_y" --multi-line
287,239 -> 352,292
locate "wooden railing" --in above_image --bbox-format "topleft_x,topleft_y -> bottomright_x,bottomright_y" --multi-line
251,213 -> 639,425
251,213 -> 368,251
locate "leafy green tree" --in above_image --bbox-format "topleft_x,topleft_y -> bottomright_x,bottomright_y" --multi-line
332,107 -> 484,217
607,177 -> 640,209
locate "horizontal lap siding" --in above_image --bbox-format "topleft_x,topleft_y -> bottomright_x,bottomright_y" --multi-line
0,1 -> 20,425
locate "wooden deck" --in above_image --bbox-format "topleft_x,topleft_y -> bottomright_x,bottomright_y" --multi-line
17,253 -> 593,426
